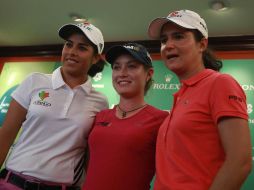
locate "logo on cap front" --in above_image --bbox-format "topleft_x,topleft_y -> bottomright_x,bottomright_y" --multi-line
199,21 -> 207,31
169,11 -> 182,18
78,22 -> 92,31
124,45 -> 140,52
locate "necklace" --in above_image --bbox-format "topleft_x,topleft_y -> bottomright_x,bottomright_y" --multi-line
117,104 -> 147,118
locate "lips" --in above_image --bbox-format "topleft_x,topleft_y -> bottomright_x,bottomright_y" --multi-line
117,80 -> 131,85
166,54 -> 178,60
65,58 -> 78,64
115,78 -> 132,87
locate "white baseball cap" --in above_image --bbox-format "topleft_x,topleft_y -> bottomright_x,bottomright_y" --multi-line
148,10 -> 208,39
58,22 -> 104,54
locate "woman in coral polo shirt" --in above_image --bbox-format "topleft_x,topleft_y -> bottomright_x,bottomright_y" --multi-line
148,9 -> 252,190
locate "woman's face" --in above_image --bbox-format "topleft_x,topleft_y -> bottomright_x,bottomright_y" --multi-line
61,33 -> 99,77
160,22 -> 207,79
112,54 -> 153,98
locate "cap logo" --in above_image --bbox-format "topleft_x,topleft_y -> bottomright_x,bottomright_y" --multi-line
99,43 -> 103,51
168,11 -> 182,18
199,21 -> 207,31
146,52 -> 152,62
86,26 -> 92,31
77,22 -> 93,31
124,45 -> 140,52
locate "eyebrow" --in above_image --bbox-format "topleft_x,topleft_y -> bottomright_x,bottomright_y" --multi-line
160,30 -> 188,38
113,59 -> 140,66
65,39 -> 89,47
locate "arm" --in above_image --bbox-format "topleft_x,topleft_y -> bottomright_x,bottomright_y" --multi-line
0,99 -> 27,167
209,117 -> 252,190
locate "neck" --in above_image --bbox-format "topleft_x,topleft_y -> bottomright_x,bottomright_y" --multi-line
117,97 -> 146,118
118,96 -> 145,110
117,104 -> 147,118
61,68 -> 88,88
178,65 -> 205,80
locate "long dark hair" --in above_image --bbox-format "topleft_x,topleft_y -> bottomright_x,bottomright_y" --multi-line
192,29 -> 223,71
86,38 -> 107,77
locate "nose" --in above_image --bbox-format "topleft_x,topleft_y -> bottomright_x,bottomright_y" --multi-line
120,67 -> 128,76
161,39 -> 175,54
68,46 -> 78,56
118,66 -> 128,77
164,38 -> 175,49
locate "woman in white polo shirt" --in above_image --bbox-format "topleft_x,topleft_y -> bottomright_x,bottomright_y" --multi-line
0,22 -> 108,190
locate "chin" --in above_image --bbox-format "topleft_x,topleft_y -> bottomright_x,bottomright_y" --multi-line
118,91 -> 134,98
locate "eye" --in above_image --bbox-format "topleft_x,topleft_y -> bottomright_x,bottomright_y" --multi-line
112,64 -> 120,70
78,45 -> 88,51
172,32 -> 185,40
65,41 -> 72,48
128,63 -> 137,69
160,36 -> 167,44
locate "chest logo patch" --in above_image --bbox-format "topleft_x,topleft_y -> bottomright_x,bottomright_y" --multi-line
33,91 -> 51,107
39,91 -> 49,101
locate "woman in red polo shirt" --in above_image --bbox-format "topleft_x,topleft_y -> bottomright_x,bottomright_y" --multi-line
148,9 -> 252,190
82,43 -> 168,190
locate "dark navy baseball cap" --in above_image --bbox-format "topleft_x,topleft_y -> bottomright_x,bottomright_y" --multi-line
105,43 -> 153,67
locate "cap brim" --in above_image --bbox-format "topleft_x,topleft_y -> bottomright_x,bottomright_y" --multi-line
148,17 -> 196,39
105,46 -> 132,64
148,18 -> 169,39
58,24 -> 84,40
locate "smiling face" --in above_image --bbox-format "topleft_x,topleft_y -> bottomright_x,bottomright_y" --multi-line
61,33 -> 100,79
112,54 -> 153,98
160,22 -> 207,80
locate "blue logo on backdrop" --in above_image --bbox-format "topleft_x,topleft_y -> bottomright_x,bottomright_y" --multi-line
0,85 -> 18,127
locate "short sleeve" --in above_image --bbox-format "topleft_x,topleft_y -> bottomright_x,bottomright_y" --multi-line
11,73 -> 34,109
209,73 -> 248,123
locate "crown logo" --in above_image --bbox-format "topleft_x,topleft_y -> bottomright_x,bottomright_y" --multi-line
165,74 -> 173,83
93,72 -> 102,82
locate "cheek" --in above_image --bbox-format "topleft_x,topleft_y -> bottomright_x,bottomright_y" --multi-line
111,73 -> 117,85
135,73 -> 147,86
61,51 -> 66,63
160,44 -> 166,57
160,45 -> 170,62
61,56 -> 64,63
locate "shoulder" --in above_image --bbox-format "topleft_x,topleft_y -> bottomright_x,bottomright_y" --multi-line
95,108 -> 114,121
207,71 -> 237,83
27,72 -> 51,79
200,71 -> 242,92
213,73 -> 242,90
97,108 -> 113,115
91,89 -> 108,101
16,72 -> 51,89
89,89 -> 109,109
144,105 -> 169,119
22,72 -> 51,85
215,72 -> 236,81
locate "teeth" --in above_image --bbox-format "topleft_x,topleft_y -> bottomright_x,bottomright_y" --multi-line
66,59 -> 77,64
168,57 -> 176,60
118,81 -> 130,85
167,55 -> 177,60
